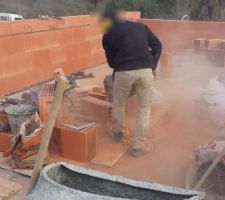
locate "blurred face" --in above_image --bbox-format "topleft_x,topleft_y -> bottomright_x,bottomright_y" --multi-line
100,17 -> 112,33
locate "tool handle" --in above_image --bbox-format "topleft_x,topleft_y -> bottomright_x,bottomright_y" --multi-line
194,146 -> 225,190
27,77 -> 68,194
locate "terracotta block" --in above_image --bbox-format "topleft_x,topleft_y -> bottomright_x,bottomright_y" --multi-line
10,20 -> 33,34
65,43 -> 79,59
206,39 -> 222,50
60,124 -> 97,163
0,132 -> 12,152
77,56 -> 88,69
24,33 -> 44,52
86,26 -> 102,39
48,18 -> 66,30
0,22 -> 12,36
64,15 -> 90,27
60,29 -> 73,45
90,38 -> 102,53
80,96 -> 111,123
220,40 -> 225,50
194,38 -> 208,50
96,51 -> 106,64
2,35 -> 25,56
72,27 -> 87,42
30,19 -> 50,32
0,53 -> 33,79
78,41 -> 91,57
39,83 -> 63,128
30,49 -> 51,68
160,52 -> 173,78
50,46 -> 68,64
34,30 -> 61,48
49,128 -> 61,153
0,111 -> 8,124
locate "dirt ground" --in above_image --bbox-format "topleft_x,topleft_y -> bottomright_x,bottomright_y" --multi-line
1,51 -> 225,199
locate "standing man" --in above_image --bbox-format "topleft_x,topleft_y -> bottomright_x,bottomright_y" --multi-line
101,10 -> 162,157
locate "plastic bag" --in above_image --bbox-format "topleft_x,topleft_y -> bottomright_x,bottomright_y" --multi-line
194,141 -> 225,166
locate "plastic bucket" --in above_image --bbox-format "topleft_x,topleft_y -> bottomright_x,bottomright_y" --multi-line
5,104 -> 37,135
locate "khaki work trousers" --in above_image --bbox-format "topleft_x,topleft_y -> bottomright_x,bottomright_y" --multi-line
112,68 -> 154,150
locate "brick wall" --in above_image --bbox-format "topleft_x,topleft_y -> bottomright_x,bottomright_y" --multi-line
139,19 -> 225,53
0,12 -> 140,96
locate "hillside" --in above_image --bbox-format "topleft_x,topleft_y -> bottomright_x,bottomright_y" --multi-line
0,0 -> 100,19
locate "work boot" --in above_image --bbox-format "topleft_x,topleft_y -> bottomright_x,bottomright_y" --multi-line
128,148 -> 149,157
129,142 -> 154,157
112,132 -> 124,143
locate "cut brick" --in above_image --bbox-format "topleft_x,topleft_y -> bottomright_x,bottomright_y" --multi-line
60,124 -> 97,163
80,96 -> 111,123
0,132 -> 12,152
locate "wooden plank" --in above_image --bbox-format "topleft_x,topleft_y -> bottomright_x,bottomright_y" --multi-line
0,178 -> 22,199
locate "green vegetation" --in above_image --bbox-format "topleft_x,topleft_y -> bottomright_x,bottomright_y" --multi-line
105,0 -> 177,19
1,0 -> 225,21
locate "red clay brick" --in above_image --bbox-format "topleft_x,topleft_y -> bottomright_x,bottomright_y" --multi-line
60,29 -> 73,45
78,41 -> 91,57
1,35 -> 25,56
80,96 -> 111,123
72,27 -> 87,42
61,125 -> 97,163
30,49 -> 51,68
90,38 -> 102,53
64,15 -> 90,27
24,33 -> 44,52
50,46 -> 68,64
86,26 -> 102,39
0,132 -> 12,152
0,22 -> 12,36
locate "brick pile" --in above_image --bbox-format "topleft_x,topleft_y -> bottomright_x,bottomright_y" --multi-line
194,38 -> 225,67
0,12 -> 141,97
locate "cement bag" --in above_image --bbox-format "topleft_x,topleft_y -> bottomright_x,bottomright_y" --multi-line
208,105 -> 225,127
4,113 -> 46,169
194,141 -> 225,166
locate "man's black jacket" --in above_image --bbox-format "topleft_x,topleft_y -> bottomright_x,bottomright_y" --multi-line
102,21 -> 162,72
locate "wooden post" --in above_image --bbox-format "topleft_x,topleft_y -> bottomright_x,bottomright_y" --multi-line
194,146 -> 225,190
27,77 -> 68,194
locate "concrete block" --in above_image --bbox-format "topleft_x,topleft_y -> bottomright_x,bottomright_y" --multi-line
60,124 -> 97,163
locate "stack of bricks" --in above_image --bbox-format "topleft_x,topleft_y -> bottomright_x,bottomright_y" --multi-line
194,38 -> 208,51
0,12 -> 141,97
39,83 -> 63,128
194,38 -> 225,67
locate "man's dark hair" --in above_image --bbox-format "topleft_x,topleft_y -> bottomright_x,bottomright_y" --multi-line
101,9 -> 120,23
